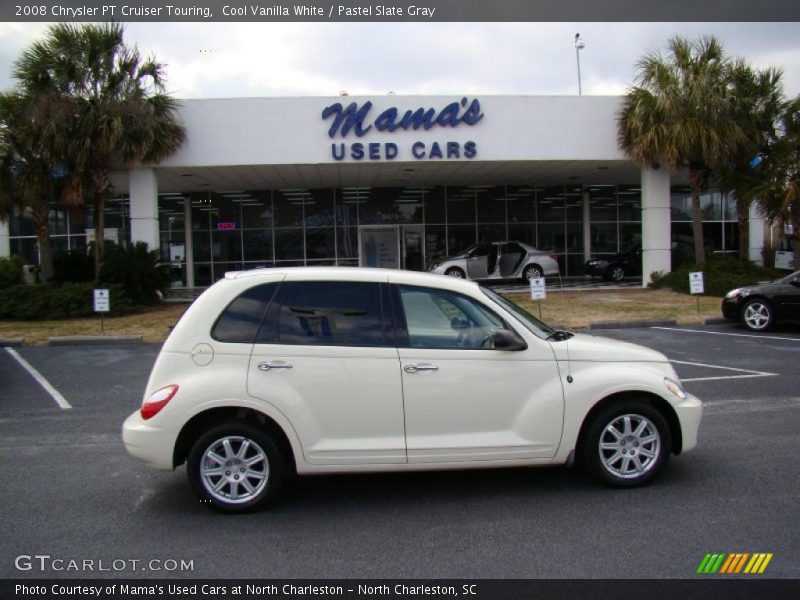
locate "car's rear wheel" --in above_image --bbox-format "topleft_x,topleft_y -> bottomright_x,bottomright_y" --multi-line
582,401 -> 671,487
444,267 -> 466,279
741,299 -> 774,331
188,421 -> 285,512
522,264 -> 543,282
607,265 -> 625,282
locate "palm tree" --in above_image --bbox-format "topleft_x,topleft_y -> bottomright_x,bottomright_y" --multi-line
12,22 -> 186,278
717,62 -> 785,261
753,96 -> 800,268
0,91 -> 61,281
619,36 -> 749,266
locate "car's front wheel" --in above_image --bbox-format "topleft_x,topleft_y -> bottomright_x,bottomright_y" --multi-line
444,267 -> 466,279
741,298 -> 774,331
187,421 -> 285,512
582,401 -> 671,487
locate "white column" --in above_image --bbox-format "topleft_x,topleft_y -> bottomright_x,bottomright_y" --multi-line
129,167 -> 159,250
640,166 -> 671,287
184,196 -> 195,288
748,203 -> 765,266
582,190 -> 591,262
0,218 -> 9,258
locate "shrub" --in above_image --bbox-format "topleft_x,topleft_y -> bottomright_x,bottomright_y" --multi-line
0,255 -> 25,289
650,256 -> 785,297
52,250 -> 95,283
0,282 -> 134,320
99,242 -> 169,306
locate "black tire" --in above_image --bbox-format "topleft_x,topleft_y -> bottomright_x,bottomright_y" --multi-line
581,401 -> 671,488
444,267 -> 466,279
604,265 -> 625,282
522,264 -> 543,283
187,421 -> 285,513
740,298 -> 775,332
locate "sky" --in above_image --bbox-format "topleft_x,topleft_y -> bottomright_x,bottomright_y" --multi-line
0,22 -> 799,99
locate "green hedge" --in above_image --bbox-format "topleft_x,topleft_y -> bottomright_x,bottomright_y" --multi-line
0,283 -> 135,320
0,256 -> 24,289
650,257 -> 785,297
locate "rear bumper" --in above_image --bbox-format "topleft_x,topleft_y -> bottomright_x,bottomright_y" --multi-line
122,410 -> 176,471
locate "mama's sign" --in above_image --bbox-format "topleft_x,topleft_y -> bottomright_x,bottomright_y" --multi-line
321,97 -> 483,161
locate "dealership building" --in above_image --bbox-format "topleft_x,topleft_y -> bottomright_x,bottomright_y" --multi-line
0,94 -> 766,287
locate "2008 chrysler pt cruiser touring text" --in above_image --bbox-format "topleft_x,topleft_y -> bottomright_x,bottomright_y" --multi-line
122,267 -> 702,512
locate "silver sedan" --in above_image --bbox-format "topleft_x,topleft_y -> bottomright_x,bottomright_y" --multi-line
429,241 -> 560,282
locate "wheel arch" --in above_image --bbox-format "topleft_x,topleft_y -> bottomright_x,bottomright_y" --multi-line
173,406 -> 297,473
574,390 -> 683,460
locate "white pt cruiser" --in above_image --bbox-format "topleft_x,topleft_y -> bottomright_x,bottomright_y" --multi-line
123,267 -> 702,512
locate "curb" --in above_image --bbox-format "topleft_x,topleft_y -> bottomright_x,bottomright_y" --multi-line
703,317 -> 730,325
588,319 -> 678,330
48,335 -> 143,346
0,337 -> 25,347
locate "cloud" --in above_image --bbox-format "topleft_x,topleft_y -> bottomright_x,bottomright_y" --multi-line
1,22 -> 799,98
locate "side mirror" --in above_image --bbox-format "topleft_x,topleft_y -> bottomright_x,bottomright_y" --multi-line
488,329 -> 527,351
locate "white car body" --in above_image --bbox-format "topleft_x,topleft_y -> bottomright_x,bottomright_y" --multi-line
123,267 -> 701,511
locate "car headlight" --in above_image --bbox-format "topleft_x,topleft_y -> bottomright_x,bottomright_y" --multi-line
664,377 -> 686,400
725,288 -> 741,299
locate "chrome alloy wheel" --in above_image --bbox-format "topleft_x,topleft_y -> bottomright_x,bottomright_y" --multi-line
598,414 -> 661,479
200,436 -> 269,504
743,302 -> 771,330
610,266 -> 625,282
445,268 -> 464,278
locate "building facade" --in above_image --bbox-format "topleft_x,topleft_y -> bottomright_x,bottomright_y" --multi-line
0,95 -> 765,286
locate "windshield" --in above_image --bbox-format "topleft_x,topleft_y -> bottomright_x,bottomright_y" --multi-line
481,287 -> 555,339
780,270 -> 800,283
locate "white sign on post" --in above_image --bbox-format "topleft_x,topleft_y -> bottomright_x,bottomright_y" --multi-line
93,289 -> 110,313
530,277 -> 546,300
689,272 -> 704,295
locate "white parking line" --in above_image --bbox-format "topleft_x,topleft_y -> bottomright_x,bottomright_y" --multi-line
652,326 -> 800,342
4,347 -> 72,409
670,359 -> 778,383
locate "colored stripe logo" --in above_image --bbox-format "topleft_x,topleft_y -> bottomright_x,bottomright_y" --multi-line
697,552 -> 773,574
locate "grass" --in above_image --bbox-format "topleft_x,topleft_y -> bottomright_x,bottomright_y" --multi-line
0,288 -> 724,346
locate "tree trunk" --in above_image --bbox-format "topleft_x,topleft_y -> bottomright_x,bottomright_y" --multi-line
737,198 -> 750,262
689,170 -> 706,267
33,205 -> 53,282
93,188 -> 105,281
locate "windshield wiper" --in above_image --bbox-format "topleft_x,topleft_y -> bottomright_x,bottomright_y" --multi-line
546,330 -> 574,342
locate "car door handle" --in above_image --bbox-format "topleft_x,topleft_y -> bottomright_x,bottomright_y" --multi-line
404,363 -> 439,373
258,361 -> 293,371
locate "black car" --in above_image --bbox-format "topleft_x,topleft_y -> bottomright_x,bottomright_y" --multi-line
721,269 -> 800,331
584,247 -> 642,282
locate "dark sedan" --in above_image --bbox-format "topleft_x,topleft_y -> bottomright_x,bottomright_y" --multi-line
722,269 -> 800,331
585,247 -> 641,282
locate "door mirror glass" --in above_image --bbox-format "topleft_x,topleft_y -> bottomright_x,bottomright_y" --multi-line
486,329 -> 527,351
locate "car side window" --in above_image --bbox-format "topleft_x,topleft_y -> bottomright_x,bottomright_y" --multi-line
272,281 -> 386,347
211,283 -> 278,343
397,285 -> 507,349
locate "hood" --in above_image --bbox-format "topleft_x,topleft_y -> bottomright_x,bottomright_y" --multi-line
549,332 -> 668,363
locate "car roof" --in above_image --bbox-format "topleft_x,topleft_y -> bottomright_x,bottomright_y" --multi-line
224,266 -> 482,292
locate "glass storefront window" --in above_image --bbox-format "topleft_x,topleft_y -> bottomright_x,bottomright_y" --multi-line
619,223 -> 641,250
273,190 -> 306,227
274,228 -> 304,260
588,186 -> 617,222
424,187 -> 445,224
447,224 -> 477,255
478,223 -> 505,243
565,187 -> 583,222
506,186 -> 536,223
305,228 -> 336,259
590,223 -> 617,253
507,223 -> 537,248
538,186 -> 565,222
617,185 -> 641,222
242,230 -> 273,262
537,222 -> 564,252
446,187 -> 477,224
476,186 -> 506,224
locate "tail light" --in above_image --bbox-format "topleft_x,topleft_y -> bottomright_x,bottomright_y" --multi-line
141,384 -> 179,420
549,254 -> 558,263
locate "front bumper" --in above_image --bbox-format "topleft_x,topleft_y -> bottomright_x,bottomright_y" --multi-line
122,410 -> 176,471
721,298 -> 741,320
584,262 -> 609,277
674,393 -> 703,453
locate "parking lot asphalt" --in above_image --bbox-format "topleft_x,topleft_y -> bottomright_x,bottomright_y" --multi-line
1,322 -> 799,580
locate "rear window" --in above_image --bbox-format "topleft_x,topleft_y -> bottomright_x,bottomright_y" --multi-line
211,283 -> 278,343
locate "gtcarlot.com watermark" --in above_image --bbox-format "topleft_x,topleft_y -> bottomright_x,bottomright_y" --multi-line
15,554 -> 194,573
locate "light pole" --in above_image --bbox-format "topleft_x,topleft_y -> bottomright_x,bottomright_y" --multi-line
575,33 -> 585,95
